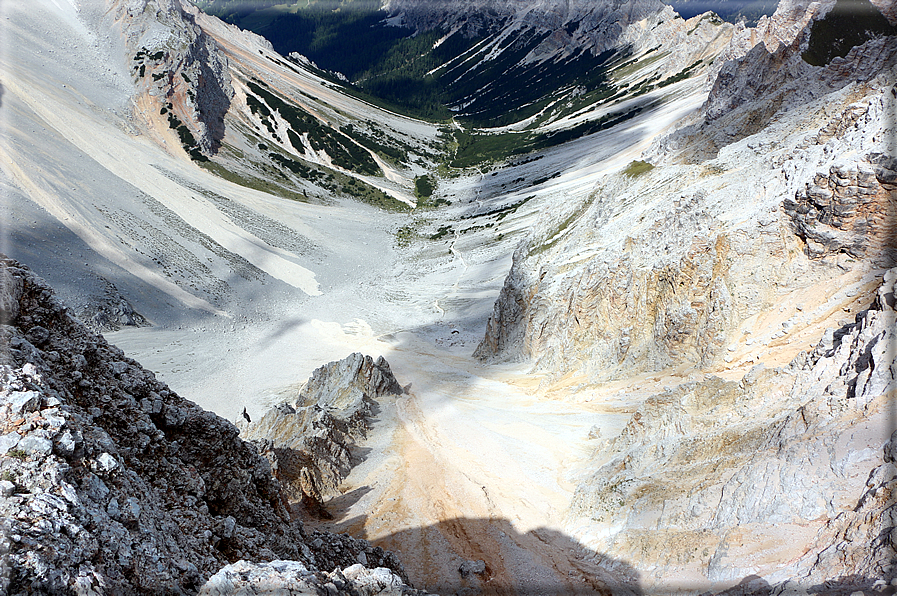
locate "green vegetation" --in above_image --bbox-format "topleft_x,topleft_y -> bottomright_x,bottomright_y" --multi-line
163,103 -> 208,162
340,123 -> 407,165
394,224 -> 418,248
414,175 -> 435,200
623,160 -> 655,178
450,105 -> 647,169
429,225 -> 453,240
199,159 -> 310,202
7,449 -> 27,460
612,50 -> 669,79
656,60 -> 703,88
801,0 -> 896,66
247,80 -> 381,176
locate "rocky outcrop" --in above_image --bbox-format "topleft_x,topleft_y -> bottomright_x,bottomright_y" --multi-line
200,560 -> 430,596
112,0 -> 233,157
691,0 -> 896,158
79,280 -> 149,333
241,354 -> 404,516
0,257 -> 415,594
784,157 -> 897,266
475,0 -> 896,380
567,269 -> 897,591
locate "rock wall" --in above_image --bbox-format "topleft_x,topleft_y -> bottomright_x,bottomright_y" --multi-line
111,0 -> 233,156
567,269 -> 897,592
386,0 -> 667,55
0,257 -> 421,595
784,156 -> 897,266
474,0 -> 897,381
240,353 -> 404,517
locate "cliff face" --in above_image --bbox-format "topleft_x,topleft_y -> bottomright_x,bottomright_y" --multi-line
0,258 -> 423,595
386,0 -> 667,54
567,270 -> 897,592
112,0 -> 233,157
474,0 -> 897,381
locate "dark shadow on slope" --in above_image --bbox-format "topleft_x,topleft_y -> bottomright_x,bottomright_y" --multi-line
0,81 -> 5,108
318,512 -> 897,595
327,515 -> 644,596
801,0 -> 897,66
260,316 -> 307,345
320,485 -> 373,515
673,0 -> 897,162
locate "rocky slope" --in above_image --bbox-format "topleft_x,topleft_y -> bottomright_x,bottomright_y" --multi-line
474,0 -> 897,379
0,257 -> 427,595
240,353 -> 404,517
112,0 -> 233,158
469,0 -> 897,590
568,269 -> 897,592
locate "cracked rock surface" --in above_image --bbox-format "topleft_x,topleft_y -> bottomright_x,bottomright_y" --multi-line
0,257 -> 427,595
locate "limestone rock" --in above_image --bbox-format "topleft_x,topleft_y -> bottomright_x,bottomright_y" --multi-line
199,559 -> 433,596
241,353 -> 404,514
110,0 -> 233,157
567,269 -> 897,591
0,257 -> 411,594
785,157 -> 897,266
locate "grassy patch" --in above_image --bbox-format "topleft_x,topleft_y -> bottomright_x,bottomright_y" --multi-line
199,160 -> 310,202
623,160 -> 654,178
429,225 -> 453,241
394,224 -> 418,248
450,104 -> 647,169
612,51 -> 669,79
340,123 -> 408,165
462,195 -> 535,222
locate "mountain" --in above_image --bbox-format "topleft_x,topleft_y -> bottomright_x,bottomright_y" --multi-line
0,0 -> 895,593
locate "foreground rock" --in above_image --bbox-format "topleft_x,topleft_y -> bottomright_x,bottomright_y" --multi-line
0,257 -> 424,595
240,353 -> 404,516
200,560 -> 415,596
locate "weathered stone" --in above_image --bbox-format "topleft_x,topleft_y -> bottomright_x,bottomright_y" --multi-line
458,559 -> 487,577
0,258 -> 413,594
0,432 -> 21,456
0,480 -> 15,497
17,435 -> 53,456
242,352 -> 403,512
7,391 -> 43,416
